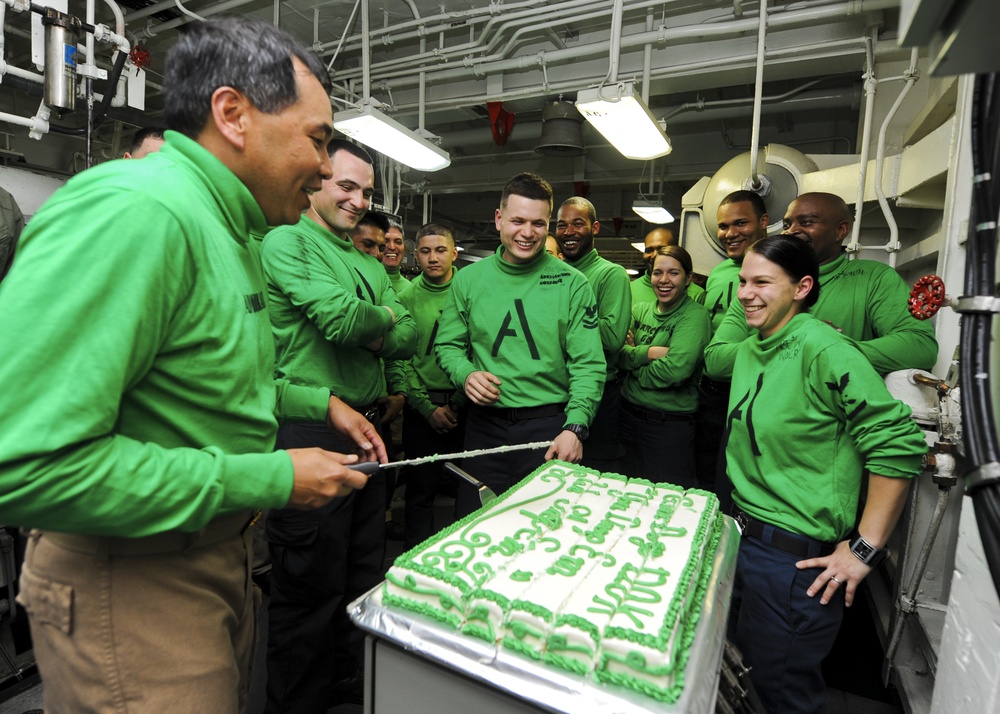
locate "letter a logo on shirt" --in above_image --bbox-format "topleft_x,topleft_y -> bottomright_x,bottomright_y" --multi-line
492,298 -> 540,359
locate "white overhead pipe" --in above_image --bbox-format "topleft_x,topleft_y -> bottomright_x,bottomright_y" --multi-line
607,0 -> 624,85
876,47 -> 920,267
139,0 -> 259,38
746,0 -> 767,191
345,0 -> 895,90
325,0 -> 361,72
392,39 -> 868,122
847,32 -> 878,256
334,0 -> 668,82
319,0 -> 547,54
851,46 -> 921,266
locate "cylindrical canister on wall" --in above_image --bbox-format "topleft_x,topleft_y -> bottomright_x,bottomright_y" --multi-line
42,9 -> 81,111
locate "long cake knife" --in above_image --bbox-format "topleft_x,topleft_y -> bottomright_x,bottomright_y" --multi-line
347,440 -> 552,474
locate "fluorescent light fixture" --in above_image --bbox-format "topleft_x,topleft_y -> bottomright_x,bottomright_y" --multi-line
575,81 -> 671,160
632,199 -> 674,224
626,268 -> 640,275
334,102 -> 451,172
631,241 -> 645,252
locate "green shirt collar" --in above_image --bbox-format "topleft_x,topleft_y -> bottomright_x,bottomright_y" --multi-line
161,130 -> 267,242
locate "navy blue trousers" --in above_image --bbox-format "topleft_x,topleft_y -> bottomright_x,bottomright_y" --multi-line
730,535 -> 844,714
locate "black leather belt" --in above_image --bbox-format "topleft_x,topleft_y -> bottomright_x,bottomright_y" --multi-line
733,508 -> 836,559
479,402 -> 565,421
699,375 -> 731,396
426,389 -> 455,406
621,399 -> 693,422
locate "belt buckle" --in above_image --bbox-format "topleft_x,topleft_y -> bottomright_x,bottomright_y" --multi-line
734,511 -> 747,536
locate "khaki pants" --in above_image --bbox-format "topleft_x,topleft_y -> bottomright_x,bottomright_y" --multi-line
17,528 -> 259,714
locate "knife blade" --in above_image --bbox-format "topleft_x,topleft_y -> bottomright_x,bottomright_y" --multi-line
347,440 -> 552,474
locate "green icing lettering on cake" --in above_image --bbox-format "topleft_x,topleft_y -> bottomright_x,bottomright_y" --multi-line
485,535 -> 523,557
509,570 -> 532,582
538,536 -> 561,552
546,554 -> 584,576
566,504 -> 592,524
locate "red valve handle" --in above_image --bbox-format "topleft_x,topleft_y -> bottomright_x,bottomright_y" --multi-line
130,46 -> 152,69
908,275 -> 945,320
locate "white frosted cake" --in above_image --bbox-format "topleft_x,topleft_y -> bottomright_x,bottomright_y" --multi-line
382,461 -> 723,703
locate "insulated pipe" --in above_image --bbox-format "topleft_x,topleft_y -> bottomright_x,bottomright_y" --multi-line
873,46 -> 919,267
747,0 -> 767,190
330,0 -> 670,80
848,33 -> 878,255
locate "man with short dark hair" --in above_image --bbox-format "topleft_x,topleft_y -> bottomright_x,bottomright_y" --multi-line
555,196 -> 631,471
123,126 -> 165,158
261,138 -> 417,711
0,18 -> 382,713
695,190 -> 770,492
398,223 -> 464,548
631,226 -> 706,303
435,173 -> 605,517
350,210 -> 389,259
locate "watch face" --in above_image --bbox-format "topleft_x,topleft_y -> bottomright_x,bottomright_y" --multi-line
852,538 -> 876,563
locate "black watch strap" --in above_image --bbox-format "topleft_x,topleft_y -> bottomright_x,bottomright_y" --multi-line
565,424 -> 589,442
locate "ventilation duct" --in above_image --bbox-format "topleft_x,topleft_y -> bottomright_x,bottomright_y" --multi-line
535,100 -> 585,157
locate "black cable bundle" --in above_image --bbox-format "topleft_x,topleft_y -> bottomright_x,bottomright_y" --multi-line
961,72 -> 1000,599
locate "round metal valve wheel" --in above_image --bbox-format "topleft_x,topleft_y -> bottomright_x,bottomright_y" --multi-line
908,275 -> 946,320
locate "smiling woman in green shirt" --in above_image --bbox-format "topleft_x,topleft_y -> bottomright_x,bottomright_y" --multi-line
617,245 -> 711,486
725,235 -> 926,714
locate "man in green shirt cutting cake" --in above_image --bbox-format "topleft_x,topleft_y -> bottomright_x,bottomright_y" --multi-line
0,18 -> 382,713
435,173 -> 606,517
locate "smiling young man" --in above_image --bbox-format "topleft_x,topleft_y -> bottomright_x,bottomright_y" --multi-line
0,19 -> 384,714
555,197 -> 631,471
260,139 -> 417,711
435,173 -> 605,517
397,224 -> 465,547
695,190 -> 769,493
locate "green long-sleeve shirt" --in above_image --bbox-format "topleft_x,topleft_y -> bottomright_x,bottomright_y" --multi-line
727,313 -> 926,542
618,295 -> 711,413
0,132 -> 327,537
703,258 -> 741,335
630,272 -> 705,305
568,249 -> 632,382
262,215 -> 418,407
386,268 -> 410,294
705,254 -> 938,379
398,271 -> 464,419
434,247 -> 605,427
